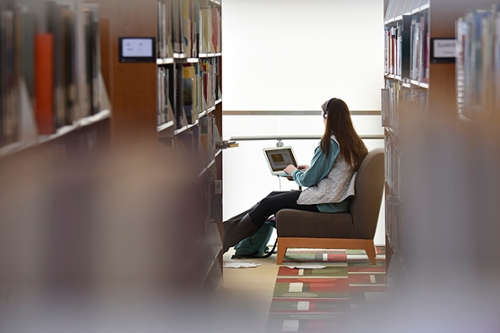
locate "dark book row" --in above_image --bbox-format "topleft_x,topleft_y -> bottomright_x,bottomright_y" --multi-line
157,56 -> 221,130
0,0 -> 103,149
384,4 -> 429,86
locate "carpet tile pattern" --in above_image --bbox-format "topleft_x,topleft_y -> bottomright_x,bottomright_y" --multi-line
266,247 -> 386,333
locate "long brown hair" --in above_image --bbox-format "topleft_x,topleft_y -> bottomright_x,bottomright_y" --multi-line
320,98 -> 368,171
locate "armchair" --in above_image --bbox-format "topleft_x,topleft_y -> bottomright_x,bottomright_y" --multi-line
275,148 -> 384,265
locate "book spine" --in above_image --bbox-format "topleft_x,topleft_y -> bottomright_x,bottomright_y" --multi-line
172,0 -> 182,53
182,64 -> 195,124
85,5 -> 101,116
62,8 -> 76,124
34,33 -> 55,135
158,1 -> 165,59
211,7 -> 219,53
158,65 -> 174,126
157,67 -> 164,125
1,9 -> 18,146
46,1 -> 65,129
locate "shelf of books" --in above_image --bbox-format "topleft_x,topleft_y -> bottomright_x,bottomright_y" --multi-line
0,0 -> 110,159
383,0 -> 431,277
453,3 -> 500,294
384,0 -> 429,100
456,4 -> 500,121
383,0 -> 499,284
95,0 -> 224,291
158,0 -> 224,292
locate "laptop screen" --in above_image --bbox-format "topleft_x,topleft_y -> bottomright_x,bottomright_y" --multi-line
263,147 -> 298,174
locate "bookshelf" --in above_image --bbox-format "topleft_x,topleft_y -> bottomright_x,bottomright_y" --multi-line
0,0 -> 113,308
92,0 -> 224,291
0,0 -> 224,303
0,0 -> 111,159
382,0 -> 498,284
453,4 -> 500,295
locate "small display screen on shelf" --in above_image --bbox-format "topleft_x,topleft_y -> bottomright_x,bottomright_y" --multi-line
119,37 -> 156,63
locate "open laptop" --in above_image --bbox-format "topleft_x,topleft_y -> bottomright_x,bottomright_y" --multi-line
263,146 -> 298,177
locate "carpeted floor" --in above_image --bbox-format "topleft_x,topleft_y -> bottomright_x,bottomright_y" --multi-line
223,245 -> 500,333
265,247 -> 386,333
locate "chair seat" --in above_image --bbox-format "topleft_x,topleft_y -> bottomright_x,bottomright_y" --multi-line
276,209 -> 355,238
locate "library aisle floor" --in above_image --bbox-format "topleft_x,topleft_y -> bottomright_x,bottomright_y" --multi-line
219,246 -> 500,333
219,247 -> 388,333
219,249 -> 279,332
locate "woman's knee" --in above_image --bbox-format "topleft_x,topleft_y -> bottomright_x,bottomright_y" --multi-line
260,193 -> 280,206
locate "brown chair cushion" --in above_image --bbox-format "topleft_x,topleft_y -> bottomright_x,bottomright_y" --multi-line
276,209 -> 354,238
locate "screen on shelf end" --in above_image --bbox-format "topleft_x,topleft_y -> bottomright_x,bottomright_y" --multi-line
119,37 -> 156,63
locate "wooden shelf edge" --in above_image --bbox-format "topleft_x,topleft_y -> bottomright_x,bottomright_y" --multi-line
0,109 -> 111,159
38,109 -> 111,144
157,120 -> 175,132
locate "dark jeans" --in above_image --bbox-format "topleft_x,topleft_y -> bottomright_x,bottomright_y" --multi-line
246,191 -> 319,227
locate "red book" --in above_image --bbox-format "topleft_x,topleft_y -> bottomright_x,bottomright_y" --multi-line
34,33 -> 55,135
211,7 -> 219,52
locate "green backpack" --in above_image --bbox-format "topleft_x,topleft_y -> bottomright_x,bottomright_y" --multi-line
232,218 -> 277,259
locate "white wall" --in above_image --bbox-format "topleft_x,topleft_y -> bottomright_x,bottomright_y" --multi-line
222,0 -> 385,111
221,0 -> 386,245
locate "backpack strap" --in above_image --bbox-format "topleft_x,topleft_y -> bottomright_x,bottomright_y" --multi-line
231,238 -> 278,259
260,238 -> 278,258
